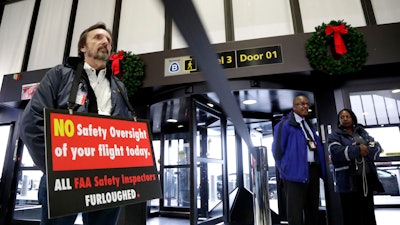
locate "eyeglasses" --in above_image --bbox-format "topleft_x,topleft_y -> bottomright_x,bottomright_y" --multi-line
340,115 -> 352,120
295,103 -> 310,107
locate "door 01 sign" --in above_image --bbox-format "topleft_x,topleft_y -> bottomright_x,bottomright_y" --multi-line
44,109 -> 162,218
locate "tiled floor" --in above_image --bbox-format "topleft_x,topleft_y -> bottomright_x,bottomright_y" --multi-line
146,216 -> 189,225
146,208 -> 400,225
375,208 -> 400,225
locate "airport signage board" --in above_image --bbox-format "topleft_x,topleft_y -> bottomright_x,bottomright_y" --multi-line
164,45 -> 282,76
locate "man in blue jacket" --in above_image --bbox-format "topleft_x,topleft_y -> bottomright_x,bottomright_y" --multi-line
19,22 -> 133,225
272,95 -> 326,225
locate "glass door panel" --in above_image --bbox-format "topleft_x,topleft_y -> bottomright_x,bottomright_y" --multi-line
149,96 -> 229,224
350,90 -> 400,206
148,139 -> 161,214
163,133 -> 191,208
0,124 -> 11,179
195,103 -> 225,221
163,167 -> 190,207
13,145 -> 43,221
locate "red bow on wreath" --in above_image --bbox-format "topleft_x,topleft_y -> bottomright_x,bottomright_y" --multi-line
109,50 -> 124,76
325,24 -> 348,55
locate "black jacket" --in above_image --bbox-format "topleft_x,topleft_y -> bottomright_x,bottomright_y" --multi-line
19,57 -> 133,172
328,125 -> 384,193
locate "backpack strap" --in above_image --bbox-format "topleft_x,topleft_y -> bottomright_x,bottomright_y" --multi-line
67,61 -> 84,114
111,75 -> 137,121
67,62 -> 137,120
67,61 -> 98,114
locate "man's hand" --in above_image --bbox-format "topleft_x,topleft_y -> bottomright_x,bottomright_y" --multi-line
359,144 -> 369,156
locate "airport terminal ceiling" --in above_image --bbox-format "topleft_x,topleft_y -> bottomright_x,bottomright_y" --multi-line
149,78 -> 400,139
149,88 -> 315,136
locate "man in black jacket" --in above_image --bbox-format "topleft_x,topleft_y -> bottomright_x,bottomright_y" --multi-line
20,22 -> 133,225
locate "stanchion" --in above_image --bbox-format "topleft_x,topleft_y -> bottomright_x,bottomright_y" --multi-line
251,146 -> 271,225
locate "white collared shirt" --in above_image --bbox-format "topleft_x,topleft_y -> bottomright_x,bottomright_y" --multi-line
294,113 -> 315,162
84,63 -> 112,116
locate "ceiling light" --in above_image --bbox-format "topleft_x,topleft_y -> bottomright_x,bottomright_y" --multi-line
392,89 -> 400,93
207,102 -> 214,107
178,124 -> 184,128
243,99 -> 257,105
166,118 -> 178,123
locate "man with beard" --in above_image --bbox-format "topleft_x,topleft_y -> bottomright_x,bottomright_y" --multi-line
20,22 -> 133,225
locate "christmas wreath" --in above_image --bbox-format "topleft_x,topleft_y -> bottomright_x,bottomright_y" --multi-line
305,20 -> 368,75
109,50 -> 145,98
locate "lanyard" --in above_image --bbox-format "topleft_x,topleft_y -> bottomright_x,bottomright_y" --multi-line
67,61 -> 137,121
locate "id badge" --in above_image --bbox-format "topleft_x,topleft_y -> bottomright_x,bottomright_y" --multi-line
307,140 -> 317,151
75,88 -> 87,105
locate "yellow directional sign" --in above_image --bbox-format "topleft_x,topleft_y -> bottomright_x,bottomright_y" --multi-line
184,58 -> 197,72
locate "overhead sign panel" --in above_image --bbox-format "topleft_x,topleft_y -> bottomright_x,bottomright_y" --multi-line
164,46 -> 282,77
237,46 -> 282,67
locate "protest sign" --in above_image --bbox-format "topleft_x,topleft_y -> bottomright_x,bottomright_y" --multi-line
44,109 -> 162,218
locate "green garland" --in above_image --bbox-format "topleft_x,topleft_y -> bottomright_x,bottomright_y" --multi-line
305,20 -> 368,75
109,50 -> 145,98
